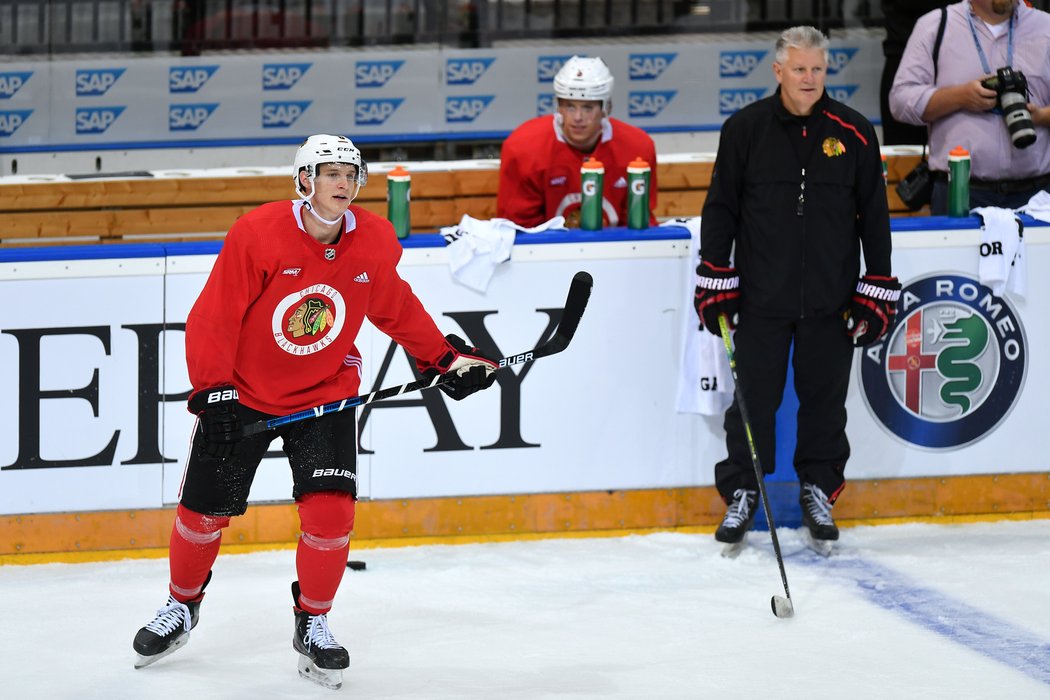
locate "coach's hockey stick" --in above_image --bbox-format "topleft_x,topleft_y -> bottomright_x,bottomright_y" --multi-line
241,271 -> 593,437
718,314 -> 795,619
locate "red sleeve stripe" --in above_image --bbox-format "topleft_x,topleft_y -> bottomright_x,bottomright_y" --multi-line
822,110 -> 868,147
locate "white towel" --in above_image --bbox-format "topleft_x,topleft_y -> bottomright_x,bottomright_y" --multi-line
972,206 -> 1026,297
441,215 -> 566,293
663,217 -> 734,415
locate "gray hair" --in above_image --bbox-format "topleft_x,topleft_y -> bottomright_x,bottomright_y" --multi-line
774,26 -> 830,64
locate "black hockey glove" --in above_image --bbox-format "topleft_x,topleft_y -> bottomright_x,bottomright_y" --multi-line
188,385 -> 243,458
424,334 -> 499,401
694,260 -> 740,336
845,275 -> 902,346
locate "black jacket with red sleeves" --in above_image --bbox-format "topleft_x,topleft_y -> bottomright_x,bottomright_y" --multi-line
700,88 -> 892,319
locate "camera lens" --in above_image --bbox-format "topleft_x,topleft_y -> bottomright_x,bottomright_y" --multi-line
999,91 -> 1037,149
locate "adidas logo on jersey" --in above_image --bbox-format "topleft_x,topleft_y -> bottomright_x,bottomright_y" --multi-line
282,267 -> 302,276
354,272 -> 370,283
550,175 -> 567,186
613,176 -> 627,188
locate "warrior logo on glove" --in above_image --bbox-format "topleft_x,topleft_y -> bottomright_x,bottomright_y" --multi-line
845,275 -> 901,346
694,259 -> 740,335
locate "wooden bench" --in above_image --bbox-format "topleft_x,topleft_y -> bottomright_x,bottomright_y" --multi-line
0,152 -> 926,247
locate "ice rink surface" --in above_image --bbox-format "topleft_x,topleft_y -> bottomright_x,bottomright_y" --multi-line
3,519 -> 1049,699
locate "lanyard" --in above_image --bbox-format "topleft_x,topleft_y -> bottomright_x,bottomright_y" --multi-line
966,1 -> 1015,74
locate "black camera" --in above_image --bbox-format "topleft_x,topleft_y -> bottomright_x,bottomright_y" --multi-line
982,67 -> 1036,149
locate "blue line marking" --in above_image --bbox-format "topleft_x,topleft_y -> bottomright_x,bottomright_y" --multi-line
800,552 -> 1050,686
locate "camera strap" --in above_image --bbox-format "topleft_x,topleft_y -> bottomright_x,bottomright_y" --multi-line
966,3 -> 1015,75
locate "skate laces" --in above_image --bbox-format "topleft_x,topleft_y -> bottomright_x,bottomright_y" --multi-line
722,489 -> 756,527
801,483 -> 834,525
145,596 -> 192,636
304,614 -> 341,650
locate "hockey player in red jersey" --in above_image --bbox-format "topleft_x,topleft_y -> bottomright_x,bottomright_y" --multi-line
132,134 -> 498,688
497,55 -> 659,228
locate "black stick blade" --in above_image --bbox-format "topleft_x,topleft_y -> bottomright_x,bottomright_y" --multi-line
538,270 -> 593,357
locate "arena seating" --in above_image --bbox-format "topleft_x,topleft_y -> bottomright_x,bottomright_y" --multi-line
0,151 -> 925,247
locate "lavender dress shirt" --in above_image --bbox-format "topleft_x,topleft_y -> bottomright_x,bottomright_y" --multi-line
890,0 -> 1050,180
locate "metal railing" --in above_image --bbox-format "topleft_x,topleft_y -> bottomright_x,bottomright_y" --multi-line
0,0 -> 900,55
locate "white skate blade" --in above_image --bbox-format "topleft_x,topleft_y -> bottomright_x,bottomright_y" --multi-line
134,634 -> 189,669
720,533 -> 748,559
802,530 -> 834,558
297,655 -> 344,690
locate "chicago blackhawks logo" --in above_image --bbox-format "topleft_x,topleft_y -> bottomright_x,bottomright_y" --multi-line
822,137 -> 845,157
272,284 -> 346,355
860,273 -> 1026,449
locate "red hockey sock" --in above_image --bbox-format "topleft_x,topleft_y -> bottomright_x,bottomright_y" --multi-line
168,503 -> 229,602
295,492 -> 356,615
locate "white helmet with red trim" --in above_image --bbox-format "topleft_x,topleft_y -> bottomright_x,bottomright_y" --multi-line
293,134 -> 368,202
553,55 -> 614,114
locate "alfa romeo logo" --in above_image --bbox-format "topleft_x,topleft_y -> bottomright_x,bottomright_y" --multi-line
860,273 -> 1026,449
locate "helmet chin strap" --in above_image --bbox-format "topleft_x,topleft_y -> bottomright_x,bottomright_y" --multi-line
301,176 -> 345,227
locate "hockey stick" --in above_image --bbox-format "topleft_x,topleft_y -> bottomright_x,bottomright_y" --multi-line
718,314 -> 795,619
241,270 -> 593,437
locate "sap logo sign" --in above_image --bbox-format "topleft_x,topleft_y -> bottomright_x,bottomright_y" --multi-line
826,85 -> 859,102
628,91 -> 676,118
446,95 -> 494,123
629,53 -> 676,81
0,71 -> 32,99
537,55 -> 573,83
169,66 -> 219,93
262,63 -> 311,90
537,93 -> 555,116
719,88 -> 767,115
169,103 -> 219,131
355,98 -> 404,126
719,51 -> 767,78
75,68 -> 126,96
75,106 -> 125,134
446,58 -> 495,85
355,60 -> 404,88
262,100 -> 311,128
0,109 -> 33,136
827,48 -> 859,75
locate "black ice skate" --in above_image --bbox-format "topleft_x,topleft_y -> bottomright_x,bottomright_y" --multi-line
800,483 -> 838,557
716,488 -> 758,558
133,572 -> 210,669
292,581 -> 350,690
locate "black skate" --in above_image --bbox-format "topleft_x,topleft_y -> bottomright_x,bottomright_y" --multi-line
292,581 -> 350,690
716,488 -> 758,558
800,483 -> 838,557
133,572 -> 210,669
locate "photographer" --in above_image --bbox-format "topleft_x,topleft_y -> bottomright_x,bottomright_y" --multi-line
890,0 -> 1050,213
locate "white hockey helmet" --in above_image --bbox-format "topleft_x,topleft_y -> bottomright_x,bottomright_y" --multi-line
553,56 -> 614,114
293,134 -> 368,201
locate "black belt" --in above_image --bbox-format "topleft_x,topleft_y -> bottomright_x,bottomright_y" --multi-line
933,170 -> 1050,195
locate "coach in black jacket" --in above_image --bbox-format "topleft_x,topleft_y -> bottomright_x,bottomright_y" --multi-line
693,26 -> 901,552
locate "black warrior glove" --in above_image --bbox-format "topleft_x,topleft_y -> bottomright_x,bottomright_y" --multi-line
425,334 -> 499,401
188,385 -> 243,458
845,275 -> 902,346
694,260 -> 740,336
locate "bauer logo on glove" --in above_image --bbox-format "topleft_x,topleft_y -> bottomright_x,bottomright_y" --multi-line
845,275 -> 901,346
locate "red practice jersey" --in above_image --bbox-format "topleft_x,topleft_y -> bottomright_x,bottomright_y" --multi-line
496,115 -> 658,228
185,201 -> 449,415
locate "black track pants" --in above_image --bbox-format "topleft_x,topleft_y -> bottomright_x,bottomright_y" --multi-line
714,312 -> 854,501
